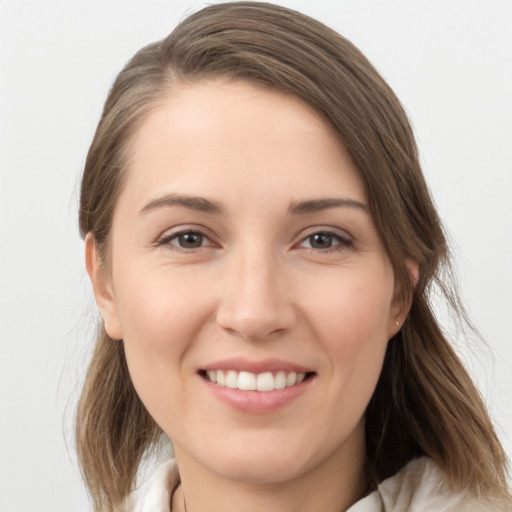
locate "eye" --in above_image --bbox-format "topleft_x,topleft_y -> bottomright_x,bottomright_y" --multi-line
299,230 -> 353,251
157,229 -> 216,251
174,231 -> 206,248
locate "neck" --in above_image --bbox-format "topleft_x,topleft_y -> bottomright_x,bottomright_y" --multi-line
172,427 -> 368,512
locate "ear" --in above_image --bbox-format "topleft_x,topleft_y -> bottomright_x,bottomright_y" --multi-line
85,233 -> 123,340
388,259 -> 419,338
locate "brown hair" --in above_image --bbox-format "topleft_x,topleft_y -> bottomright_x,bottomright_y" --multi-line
77,2 -> 511,510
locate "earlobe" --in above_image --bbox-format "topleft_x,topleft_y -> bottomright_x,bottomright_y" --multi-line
388,259 -> 419,338
85,233 -> 123,340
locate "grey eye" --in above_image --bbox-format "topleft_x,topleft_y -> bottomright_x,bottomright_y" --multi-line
299,230 -> 353,251
177,232 -> 204,248
308,233 -> 340,249
308,233 -> 334,249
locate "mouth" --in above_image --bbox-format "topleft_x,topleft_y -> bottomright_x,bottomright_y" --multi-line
198,369 -> 316,392
198,359 -> 316,412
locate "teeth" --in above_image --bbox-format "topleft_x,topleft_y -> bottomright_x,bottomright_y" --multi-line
225,370 -> 238,389
275,371 -> 286,390
286,371 -> 297,387
205,369 -> 308,391
238,371 -> 256,391
256,372 -> 274,392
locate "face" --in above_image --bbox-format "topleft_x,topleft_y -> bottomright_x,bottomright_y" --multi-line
88,80 -> 403,486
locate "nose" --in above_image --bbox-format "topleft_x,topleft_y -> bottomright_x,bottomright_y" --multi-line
216,249 -> 298,341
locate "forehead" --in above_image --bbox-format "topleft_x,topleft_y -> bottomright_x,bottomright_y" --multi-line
121,79 -> 366,211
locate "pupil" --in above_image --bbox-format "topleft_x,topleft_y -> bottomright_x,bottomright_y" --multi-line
310,233 -> 332,249
179,232 -> 203,248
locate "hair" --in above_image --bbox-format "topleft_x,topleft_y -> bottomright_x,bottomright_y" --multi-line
77,2 -> 511,511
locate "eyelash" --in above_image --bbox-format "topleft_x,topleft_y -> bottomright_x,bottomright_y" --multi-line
155,228 -> 353,253
297,230 -> 353,252
156,228 -> 217,252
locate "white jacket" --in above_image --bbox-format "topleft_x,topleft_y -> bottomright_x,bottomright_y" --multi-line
118,456 -> 510,511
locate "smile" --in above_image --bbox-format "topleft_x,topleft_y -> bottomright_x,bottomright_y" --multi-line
199,360 -> 316,412
203,370 -> 308,391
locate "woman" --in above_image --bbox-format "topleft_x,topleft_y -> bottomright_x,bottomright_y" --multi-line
77,2 -> 511,511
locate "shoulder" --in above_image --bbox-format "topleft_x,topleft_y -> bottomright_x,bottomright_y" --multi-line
115,459 -> 180,512
349,457 -> 510,512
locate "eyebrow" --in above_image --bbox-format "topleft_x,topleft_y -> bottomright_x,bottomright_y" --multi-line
140,193 -> 369,216
288,197 -> 369,214
140,193 -> 224,215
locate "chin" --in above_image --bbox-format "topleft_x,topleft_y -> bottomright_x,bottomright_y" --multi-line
197,431 -> 345,485
209,451 -> 312,485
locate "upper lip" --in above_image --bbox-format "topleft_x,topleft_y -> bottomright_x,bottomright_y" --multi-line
201,357 -> 314,374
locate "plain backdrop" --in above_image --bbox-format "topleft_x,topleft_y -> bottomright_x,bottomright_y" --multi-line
1,1 -> 511,510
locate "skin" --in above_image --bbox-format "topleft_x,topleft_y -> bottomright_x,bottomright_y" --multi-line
87,80 -> 409,512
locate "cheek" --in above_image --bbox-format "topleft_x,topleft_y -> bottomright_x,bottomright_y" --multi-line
305,268 -> 394,348
114,261 -> 214,347
112,267 -> 214,414
303,269 -> 393,400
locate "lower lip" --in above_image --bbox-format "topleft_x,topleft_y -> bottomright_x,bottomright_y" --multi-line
201,376 -> 314,414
